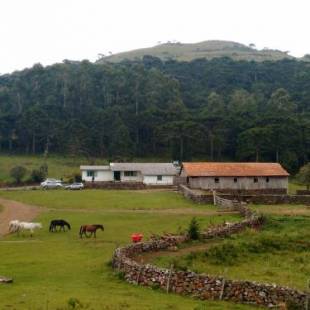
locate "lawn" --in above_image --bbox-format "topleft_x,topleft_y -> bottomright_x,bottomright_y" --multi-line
288,181 -> 307,194
152,215 -> 310,291
0,189 -> 204,211
0,190 -> 255,310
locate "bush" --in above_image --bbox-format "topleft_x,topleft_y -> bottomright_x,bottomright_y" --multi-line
188,217 -> 200,240
30,164 -> 48,183
67,297 -> 83,309
74,173 -> 82,183
31,169 -> 45,183
10,166 -> 27,183
206,243 -> 240,265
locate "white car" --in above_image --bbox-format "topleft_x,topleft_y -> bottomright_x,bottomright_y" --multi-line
65,182 -> 84,190
40,179 -> 63,189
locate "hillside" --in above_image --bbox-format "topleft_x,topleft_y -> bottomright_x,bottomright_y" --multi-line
97,40 -> 294,63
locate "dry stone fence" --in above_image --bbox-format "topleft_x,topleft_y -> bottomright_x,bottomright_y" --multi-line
112,199 -> 308,308
179,184 -> 310,205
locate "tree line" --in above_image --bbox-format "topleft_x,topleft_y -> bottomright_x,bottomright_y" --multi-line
0,57 -> 309,172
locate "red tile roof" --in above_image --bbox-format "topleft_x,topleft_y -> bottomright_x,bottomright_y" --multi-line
182,162 -> 289,177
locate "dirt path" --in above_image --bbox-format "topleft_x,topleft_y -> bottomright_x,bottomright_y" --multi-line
0,198 -> 41,236
46,206 -> 236,216
134,239 -> 221,264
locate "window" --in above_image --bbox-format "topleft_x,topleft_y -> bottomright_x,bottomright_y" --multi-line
157,175 -> 162,181
266,177 -> 270,183
214,177 -> 220,183
254,177 -> 258,183
124,171 -> 137,177
87,170 -> 94,177
234,177 -> 238,183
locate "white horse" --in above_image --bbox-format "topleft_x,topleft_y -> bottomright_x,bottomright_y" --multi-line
15,221 -> 42,236
9,220 -> 20,233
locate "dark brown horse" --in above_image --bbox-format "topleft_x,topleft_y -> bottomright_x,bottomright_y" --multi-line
79,224 -> 104,238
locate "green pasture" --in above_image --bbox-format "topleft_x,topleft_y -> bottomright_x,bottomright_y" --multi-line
0,190 -> 255,310
0,189 -> 203,211
0,154 -> 93,183
153,215 -> 310,291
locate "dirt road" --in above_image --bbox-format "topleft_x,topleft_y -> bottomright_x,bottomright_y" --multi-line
0,198 -> 41,236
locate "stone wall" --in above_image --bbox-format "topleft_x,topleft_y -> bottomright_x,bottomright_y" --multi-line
84,182 -> 175,190
179,184 -> 310,205
297,190 -> 310,195
112,204 -> 307,308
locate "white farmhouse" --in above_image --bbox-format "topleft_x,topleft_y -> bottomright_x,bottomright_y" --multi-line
80,163 -> 178,186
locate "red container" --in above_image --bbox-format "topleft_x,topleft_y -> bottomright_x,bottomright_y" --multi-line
131,233 -> 143,243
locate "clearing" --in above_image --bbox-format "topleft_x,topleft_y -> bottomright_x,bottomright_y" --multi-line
0,189 -> 308,309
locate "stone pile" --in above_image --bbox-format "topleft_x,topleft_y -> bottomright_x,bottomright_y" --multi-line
112,201 -> 308,308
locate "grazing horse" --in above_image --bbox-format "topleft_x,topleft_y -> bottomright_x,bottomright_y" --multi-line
49,219 -> 71,232
79,224 -> 104,238
15,222 -> 42,237
9,220 -> 20,233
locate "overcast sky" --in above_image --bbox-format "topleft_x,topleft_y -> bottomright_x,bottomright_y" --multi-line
1,0 -> 309,74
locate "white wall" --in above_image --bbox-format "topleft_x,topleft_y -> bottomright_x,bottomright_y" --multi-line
143,175 -> 174,185
189,176 -> 288,191
120,171 -> 143,182
81,170 -> 113,182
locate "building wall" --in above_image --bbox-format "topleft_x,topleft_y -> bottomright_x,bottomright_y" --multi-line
82,169 -> 174,185
143,175 -> 174,185
120,171 -> 143,182
189,176 -> 288,191
81,170 -> 113,182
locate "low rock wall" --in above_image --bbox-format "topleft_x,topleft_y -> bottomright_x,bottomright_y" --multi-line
179,184 -> 310,205
112,205 -> 307,308
297,190 -> 310,195
85,182 -> 175,190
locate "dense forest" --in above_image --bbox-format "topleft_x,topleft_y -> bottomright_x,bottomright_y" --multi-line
0,57 -> 309,172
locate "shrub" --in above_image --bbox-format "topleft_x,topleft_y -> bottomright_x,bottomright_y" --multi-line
10,165 -> 27,183
30,164 -> 48,183
74,173 -> 82,183
31,169 -> 45,183
188,217 -> 200,240
67,297 -> 83,309
205,243 -> 240,265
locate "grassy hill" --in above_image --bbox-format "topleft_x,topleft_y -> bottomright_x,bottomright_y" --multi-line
97,40 -> 295,63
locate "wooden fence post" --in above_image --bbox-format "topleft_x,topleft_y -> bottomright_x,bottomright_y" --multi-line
166,264 -> 174,293
136,266 -> 143,285
213,190 -> 216,205
219,278 -> 226,300
305,278 -> 310,310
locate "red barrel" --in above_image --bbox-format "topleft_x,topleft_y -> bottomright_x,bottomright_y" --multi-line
131,233 -> 143,243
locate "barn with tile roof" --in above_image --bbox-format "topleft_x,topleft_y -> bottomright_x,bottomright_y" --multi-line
180,162 -> 289,193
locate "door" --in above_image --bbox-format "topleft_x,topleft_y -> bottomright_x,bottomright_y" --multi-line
114,171 -> 121,181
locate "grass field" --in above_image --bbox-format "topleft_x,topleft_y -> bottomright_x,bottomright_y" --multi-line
0,190 -> 255,310
0,154 -> 98,183
153,215 -> 310,291
0,190 -> 202,211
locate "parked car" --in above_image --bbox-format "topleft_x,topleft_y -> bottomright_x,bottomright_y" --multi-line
65,182 -> 84,190
40,179 -> 63,189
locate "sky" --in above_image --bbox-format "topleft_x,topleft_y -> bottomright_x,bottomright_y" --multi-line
0,0 -> 310,74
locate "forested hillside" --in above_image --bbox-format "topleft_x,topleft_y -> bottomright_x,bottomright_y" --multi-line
0,57 -> 309,172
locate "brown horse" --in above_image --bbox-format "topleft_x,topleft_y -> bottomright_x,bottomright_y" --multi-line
79,224 -> 104,238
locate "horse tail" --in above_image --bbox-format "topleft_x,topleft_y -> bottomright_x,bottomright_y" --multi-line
79,226 -> 83,237
49,222 -> 53,232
